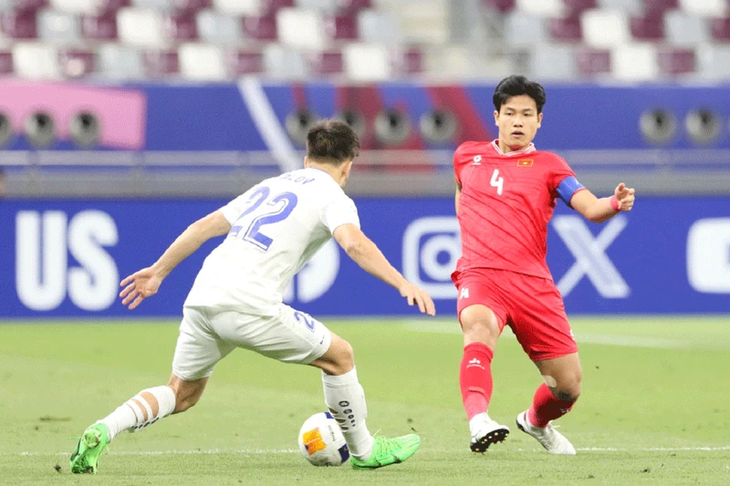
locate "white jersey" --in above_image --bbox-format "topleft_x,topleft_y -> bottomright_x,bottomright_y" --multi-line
184,167 -> 360,315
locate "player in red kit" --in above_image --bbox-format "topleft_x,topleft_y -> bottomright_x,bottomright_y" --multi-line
452,76 -> 635,455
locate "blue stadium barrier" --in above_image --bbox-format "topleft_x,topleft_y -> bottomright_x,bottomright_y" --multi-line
1,197 -> 728,318
2,81 -> 730,152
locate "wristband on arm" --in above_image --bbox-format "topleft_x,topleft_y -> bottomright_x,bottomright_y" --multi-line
609,195 -> 620,212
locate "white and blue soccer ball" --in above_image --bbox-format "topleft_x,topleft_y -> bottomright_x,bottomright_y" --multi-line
297,412 -> 350,467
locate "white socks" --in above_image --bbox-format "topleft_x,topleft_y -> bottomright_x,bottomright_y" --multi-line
99,385 -> 177,440
322,367 -> 374,460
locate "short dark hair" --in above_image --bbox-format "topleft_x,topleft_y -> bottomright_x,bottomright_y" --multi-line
306,119 -> 360,165
493,75 -> 546,114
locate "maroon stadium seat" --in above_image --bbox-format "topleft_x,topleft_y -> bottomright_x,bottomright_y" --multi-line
710,17 -> 730,41
260,0 -> 294,16
327,15 -> 358,40
144,50 -> 180,77
576,48 -> 611,77
242,15 -> 278,41
228,49 -> 264,75
13,0 -> 47,12
339,0 -> 372,15
400,47 -> 424,75
550,14 -> 583,42
308,50 -> 344,76
563,0 -> 596,14
59,48 -> 96,78
657,48 -> 696,75
167,11 -> 198,41
173,0 -> 211,13
96,0 -> 131,11
630,13 -> 665,40
81,12 -> 117,40
0,51 -> 13,75
0,10 -> 37,39
644,0 -> 678,15
482,0 -> 515,13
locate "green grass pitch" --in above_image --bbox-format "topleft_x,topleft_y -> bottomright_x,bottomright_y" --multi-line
1,316 -> 729,485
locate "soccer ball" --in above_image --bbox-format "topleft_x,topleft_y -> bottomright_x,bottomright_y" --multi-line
297,412 -> 350,467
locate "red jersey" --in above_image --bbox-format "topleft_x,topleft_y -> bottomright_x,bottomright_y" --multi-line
453,140 -> 584,280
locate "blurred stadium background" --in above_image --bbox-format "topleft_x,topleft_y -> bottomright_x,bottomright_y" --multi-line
1,0 -> 729,316
1,0 -> 729,484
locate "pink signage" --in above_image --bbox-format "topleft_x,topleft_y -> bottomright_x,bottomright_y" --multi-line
0,80 -> 146,149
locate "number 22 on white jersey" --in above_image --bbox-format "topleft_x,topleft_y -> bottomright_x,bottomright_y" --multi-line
228,186 -> 299,251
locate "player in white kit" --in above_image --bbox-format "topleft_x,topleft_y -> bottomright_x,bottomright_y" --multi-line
70,120 -> 435,474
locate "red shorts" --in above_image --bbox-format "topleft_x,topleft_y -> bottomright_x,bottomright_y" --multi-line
453,267 -> 578,362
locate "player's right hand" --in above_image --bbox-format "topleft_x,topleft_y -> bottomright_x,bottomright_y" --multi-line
399,282 -> 436,316
614,182 -> 636,211
119,267 -> 163,310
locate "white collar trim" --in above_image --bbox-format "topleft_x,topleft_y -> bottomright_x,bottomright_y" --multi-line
491,139 -> 536,156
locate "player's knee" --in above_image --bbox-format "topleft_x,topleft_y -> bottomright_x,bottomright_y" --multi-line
460,309 -> 500,347
329,339 -> 354,375
311,335 -> 355,376
555,372 -> 582,402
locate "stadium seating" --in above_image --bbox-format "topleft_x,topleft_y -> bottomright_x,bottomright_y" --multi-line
581,10 -> 631,48
12,42 -> 60,78
343,42 -> 390,81
505,13 -> 548,47
80,12 -> 118,40
197,9 -> 242,44
1,0 -> 730,81
37,8 -> 80,41
611,43 -> 659,80
117,8 -> 167,47
228,48 -> 264,75
549,14 -> 583,42
664,10 -> 710,46
143,48 -> 179,77
96,43 -> 144,78
59,47 -> 95,77
0,50 -> 13,74
575,47 -> 612,77
277,8 -> 326,49
178,42 -> 225,79
630,12 -> 664,41
711,16 -> 730,41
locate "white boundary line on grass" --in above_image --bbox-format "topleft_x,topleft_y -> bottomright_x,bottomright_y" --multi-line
10,449 -> 300,457
403,321 -> 692,349
7,446 -> 730,456
577,447 -> 730,452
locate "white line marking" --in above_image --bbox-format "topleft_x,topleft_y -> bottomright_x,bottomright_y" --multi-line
8,449 -> 299,457
6,446 -> 730,457
403,321 -> 696,349
576,447 -> 730,452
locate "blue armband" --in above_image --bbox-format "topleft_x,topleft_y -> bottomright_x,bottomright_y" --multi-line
557,176 -> 585,208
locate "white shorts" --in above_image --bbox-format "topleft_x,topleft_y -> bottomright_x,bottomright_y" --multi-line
171,304 -> 332,381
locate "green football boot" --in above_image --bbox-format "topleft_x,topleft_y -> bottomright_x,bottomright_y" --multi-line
70,423 -> 110,474
351,434 -> 420,470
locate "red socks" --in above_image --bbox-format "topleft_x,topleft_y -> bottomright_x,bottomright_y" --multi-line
461,344 -> 576,427
527,383 -> 575,427
459,342 -> 494,421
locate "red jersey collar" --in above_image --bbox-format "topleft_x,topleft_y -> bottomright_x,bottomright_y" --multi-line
491,139 -> 536,157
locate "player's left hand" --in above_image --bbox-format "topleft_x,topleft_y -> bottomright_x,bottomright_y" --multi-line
614,183 -> 635,211
399,282 -> 436,316
119,267 -> 163,310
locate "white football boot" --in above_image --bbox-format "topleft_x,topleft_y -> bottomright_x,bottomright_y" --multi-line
469,413 -> 510,453
516,411 -> 576,455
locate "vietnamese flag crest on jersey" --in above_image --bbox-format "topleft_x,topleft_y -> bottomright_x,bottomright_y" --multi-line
517,159 -> 534,167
